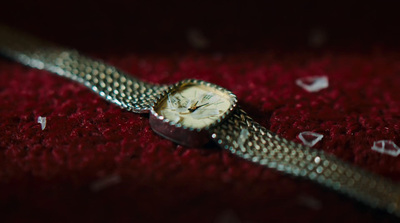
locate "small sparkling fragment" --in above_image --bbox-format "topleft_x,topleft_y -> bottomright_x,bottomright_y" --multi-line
371,140 -> 400,157
90,175 -> 121,192
298,131 -> 323,147
296,76 -> 329,92
37,116 -> 46,130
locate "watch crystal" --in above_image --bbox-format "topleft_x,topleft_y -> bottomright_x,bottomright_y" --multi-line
155,83 -> 233,129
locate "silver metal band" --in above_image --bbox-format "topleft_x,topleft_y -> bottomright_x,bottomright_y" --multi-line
0,25 -> 168,113
210,108 -> 400,216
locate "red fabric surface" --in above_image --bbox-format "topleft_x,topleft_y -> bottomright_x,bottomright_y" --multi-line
1,1 -> 400,222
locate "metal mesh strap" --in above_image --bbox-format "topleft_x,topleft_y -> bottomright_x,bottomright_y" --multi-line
210,108 -> 400,216
0,25 -> 168,113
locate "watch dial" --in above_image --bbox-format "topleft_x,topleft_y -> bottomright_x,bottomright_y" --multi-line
155,83 -> 233,129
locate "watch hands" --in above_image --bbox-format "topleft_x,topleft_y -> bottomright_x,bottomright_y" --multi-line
166,92 -> 220,120
188,102 -> 210,112
189,101 -> 199,109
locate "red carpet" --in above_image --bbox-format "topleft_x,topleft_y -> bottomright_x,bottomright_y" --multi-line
1,1 -> 400,222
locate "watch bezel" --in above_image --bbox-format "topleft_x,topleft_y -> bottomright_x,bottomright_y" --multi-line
150,79 -> 238,132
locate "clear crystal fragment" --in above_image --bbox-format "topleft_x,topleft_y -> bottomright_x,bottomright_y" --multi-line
296,76 -> 329,92
371,140 -> 400,157
37,116 -> 46,130
298,131 -> 323,147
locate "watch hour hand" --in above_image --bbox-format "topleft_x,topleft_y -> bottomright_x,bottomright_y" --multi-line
188,102 -> 210,112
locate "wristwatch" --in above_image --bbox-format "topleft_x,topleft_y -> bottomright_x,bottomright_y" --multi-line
1,25 -> 400,217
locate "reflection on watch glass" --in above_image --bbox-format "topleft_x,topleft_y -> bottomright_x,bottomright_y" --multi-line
156,84 -> 232,129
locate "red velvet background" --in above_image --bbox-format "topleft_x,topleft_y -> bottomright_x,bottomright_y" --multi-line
1,1 -> 400,222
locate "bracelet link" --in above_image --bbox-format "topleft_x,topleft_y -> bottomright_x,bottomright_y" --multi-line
210,108 -> 400,216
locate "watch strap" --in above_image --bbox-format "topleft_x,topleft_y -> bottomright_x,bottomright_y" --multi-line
0,25 -> 168,113
209,108 -> 400,216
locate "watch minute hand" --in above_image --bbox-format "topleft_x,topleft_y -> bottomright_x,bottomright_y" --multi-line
188,103 -> 210,112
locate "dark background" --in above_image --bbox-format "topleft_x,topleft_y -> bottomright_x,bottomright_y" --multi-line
1,1 -> 399,52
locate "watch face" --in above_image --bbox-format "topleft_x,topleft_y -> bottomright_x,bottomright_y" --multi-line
153,80 -> 237,130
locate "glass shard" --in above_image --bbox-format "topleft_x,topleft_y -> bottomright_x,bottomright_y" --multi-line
371,140 -> 400,157
37,116 -> 46,130
298,131 -> 323,147
296,76 -> 329,92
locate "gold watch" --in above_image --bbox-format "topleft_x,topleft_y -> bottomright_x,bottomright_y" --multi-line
1,25 -> 400,217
